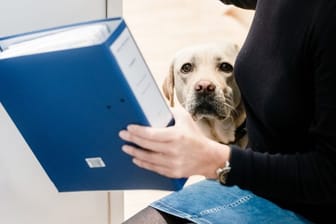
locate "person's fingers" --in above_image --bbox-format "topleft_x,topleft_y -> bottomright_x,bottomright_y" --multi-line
119,129 -> 172,153
132,158 -> 183,178
121,145 -> 183,177
121,124 -> 178,142
121,145 -> 168,167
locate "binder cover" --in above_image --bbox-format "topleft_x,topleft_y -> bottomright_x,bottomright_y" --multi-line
0,18 -> 187,192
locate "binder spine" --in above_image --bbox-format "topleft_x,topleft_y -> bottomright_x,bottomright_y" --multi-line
103,46 -> 150,127
109,22 -> 174,128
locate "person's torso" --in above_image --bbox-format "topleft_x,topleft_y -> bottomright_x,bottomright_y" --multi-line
234,0 -> 318,153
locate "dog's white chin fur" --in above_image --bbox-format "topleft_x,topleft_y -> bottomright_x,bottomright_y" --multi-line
191,113 -> 229,122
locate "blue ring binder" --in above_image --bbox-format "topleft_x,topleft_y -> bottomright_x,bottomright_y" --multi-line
0,17 -> 187,192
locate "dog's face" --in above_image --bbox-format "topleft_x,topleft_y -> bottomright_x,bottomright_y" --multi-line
163,43 -> 247,146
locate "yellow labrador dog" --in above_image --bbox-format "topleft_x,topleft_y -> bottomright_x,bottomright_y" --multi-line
162,42 -> 247,148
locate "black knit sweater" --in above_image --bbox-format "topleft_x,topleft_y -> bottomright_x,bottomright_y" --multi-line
221,0 -> 336,222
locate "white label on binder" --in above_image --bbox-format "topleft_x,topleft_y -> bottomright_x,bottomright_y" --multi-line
110,29 -> 173,127
85,157 -> 106,168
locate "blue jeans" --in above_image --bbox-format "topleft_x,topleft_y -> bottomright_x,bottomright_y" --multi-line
150,179 -> 311,224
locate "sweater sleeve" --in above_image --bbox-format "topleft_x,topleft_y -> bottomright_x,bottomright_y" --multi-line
219,0 -> 257,9
226,7 -> 336,206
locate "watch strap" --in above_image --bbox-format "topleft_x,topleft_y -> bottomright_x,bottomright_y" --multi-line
216,161 -> 231,185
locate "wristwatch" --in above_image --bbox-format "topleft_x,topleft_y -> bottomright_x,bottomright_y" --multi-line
216,161 -> 231,185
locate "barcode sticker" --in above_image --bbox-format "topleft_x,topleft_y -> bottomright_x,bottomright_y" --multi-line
85,157 -> 106,168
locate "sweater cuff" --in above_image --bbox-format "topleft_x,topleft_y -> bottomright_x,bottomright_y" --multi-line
225,144 -> 252,187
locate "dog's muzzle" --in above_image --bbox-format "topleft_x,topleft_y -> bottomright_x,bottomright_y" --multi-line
187,80 -> 231,120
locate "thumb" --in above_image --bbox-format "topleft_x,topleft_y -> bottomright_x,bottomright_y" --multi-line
170,104 -> 194,126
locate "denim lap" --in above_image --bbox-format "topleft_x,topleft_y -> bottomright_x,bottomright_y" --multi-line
150,179 -> 309,224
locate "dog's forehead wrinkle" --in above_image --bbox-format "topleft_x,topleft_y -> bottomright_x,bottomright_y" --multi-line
215,56 -> 222,62
215,56 -> 233,65
175,56 -> 199,72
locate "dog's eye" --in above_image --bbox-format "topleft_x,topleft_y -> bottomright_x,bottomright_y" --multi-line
219,62 -> 233,73
180,63 -> 193,73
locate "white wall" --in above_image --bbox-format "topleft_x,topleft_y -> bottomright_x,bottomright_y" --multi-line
107,0 -> 123,19
0,0 -> 122,37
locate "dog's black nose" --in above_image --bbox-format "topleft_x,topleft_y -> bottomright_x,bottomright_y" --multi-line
194,80 -> 216,93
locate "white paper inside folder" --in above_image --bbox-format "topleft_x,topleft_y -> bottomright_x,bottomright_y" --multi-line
0,23 -> 112,59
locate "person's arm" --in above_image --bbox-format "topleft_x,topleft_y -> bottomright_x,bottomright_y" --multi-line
219,0 -> 257,9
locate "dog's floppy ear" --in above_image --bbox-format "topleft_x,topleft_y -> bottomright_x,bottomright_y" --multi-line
230,43 -> 240,58
162,62 -> 175,107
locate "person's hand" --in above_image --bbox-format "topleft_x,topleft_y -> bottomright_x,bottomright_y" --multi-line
118,105 -> 230,179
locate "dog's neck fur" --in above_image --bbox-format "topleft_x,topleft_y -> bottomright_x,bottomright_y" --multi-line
196,100 -> 246,147
197,118 -> 236,143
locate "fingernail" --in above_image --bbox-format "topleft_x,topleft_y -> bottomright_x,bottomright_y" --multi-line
122,145 -> 130,154
127,125 -> 139,131
119,130 -> 128,139
132,158 -> 142,167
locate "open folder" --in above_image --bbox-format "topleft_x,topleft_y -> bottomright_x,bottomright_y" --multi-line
0,17 -> 187,192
